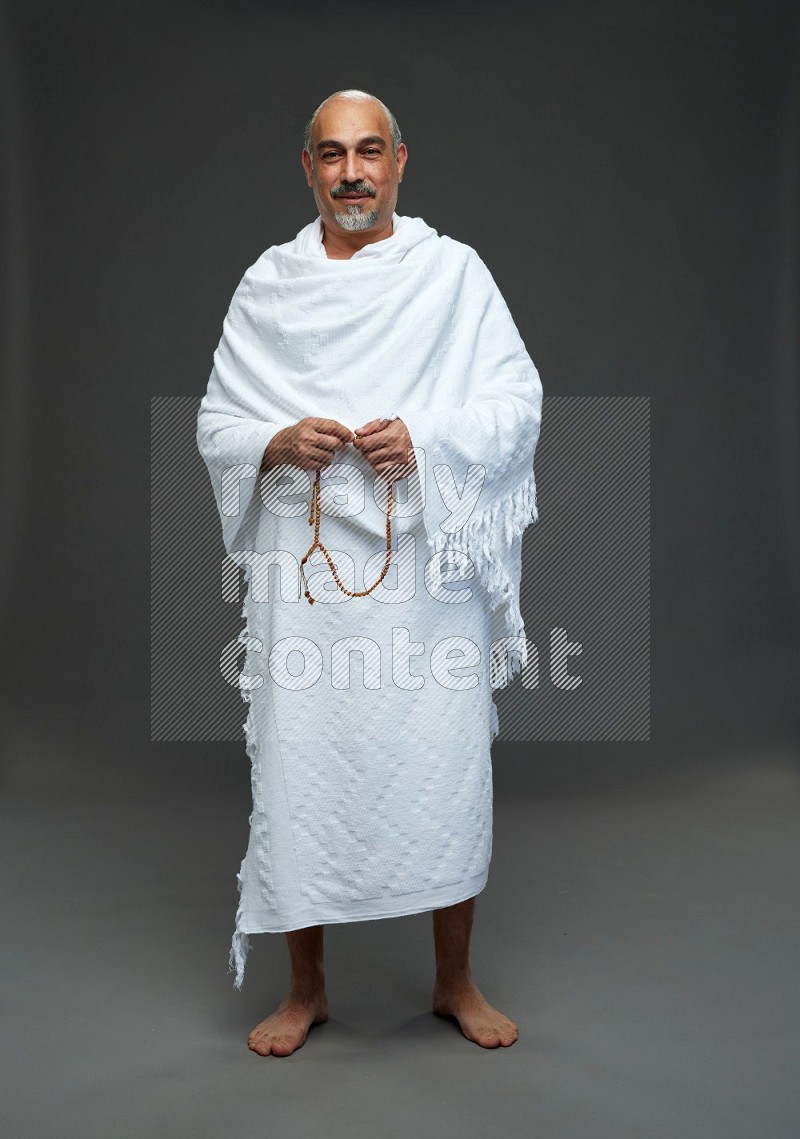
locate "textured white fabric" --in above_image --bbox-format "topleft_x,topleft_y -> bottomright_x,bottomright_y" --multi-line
196,213 -> 543,988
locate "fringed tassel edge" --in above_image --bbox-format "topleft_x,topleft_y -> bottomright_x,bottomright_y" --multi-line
422,468 -> 538,697
228,928 -> 250,992
228,565 -> 256,992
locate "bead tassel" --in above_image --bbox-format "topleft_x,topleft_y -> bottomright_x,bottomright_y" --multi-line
299,469 -> 394,603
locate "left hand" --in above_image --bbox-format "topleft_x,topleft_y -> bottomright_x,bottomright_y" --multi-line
352,417 -> 417,482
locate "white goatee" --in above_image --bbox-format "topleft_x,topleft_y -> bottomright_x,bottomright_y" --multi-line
333,204 -> 380,231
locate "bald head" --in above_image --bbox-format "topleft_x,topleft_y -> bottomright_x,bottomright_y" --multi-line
304,89 -> 402,161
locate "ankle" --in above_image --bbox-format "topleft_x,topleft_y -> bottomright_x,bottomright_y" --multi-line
287,970 -> 326,1001
434,970 -> 473,991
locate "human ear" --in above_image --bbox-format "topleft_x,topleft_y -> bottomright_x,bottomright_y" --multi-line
301,148 -> 313,186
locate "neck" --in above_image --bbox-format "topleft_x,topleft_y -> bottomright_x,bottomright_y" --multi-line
321,217 -> 395,260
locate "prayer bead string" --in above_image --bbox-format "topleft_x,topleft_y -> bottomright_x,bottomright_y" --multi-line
299,467 -> 394,604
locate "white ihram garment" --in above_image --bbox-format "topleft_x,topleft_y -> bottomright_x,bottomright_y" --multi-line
196,213 -> 543,988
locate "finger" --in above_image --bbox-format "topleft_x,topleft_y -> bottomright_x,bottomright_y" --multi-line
353,418 -> 391,437
315,418 -> 356,444
309,447 -> 337,469
357,433 -> 394,453
357,444 -> 394,462
313,432 -> 348,453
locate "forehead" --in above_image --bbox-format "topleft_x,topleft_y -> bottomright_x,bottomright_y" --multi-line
311,98 -> 389,147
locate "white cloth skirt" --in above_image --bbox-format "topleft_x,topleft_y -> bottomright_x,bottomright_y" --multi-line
228,456 -> 497,985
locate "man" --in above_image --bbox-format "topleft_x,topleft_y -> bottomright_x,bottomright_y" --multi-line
196,89 -> 543,1056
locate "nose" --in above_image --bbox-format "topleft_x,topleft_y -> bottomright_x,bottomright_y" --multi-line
342,149 -> 364,184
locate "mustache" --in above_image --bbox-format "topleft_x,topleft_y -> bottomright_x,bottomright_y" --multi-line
331,184 -> 376,198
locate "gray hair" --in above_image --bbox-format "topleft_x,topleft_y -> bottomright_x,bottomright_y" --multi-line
303,89 -> 402,162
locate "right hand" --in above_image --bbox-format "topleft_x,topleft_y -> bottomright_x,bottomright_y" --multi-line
260,417 -> 355,473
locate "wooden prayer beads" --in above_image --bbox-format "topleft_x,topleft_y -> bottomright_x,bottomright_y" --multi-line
299,467 -> 394,604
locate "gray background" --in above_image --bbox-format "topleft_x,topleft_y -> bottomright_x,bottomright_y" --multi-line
1,1 -> 798,1136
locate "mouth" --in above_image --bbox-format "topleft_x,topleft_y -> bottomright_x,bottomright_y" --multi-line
336,193 -> 373,202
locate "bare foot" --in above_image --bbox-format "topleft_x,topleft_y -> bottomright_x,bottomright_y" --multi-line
247,992 -> 329,1057
432,979 -> 519,1048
